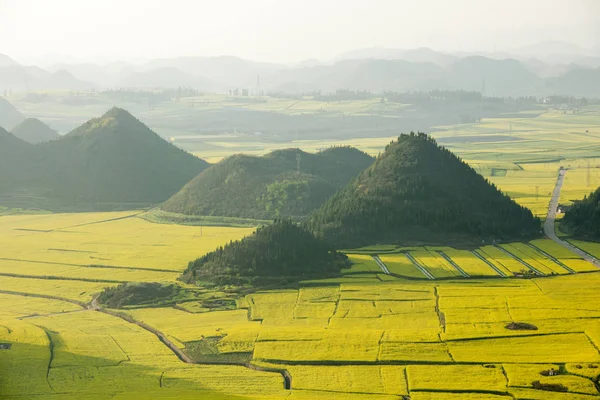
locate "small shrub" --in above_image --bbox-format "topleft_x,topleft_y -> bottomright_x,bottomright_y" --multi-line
532,381 -> 568,392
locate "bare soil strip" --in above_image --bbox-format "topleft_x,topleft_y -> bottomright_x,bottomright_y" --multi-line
372,255 -> 390,274
404,253 -> 435,280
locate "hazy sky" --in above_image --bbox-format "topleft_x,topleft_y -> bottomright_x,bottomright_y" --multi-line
1,0 -> 599,64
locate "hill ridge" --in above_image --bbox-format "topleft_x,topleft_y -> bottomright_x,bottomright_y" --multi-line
161,146 -> 374,219
306,132 -> 541,248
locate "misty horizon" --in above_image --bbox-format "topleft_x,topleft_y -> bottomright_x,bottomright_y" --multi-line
2,0 -> 599,66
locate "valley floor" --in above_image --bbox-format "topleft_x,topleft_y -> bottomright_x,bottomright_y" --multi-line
3,107 -> 600,398
3,211 -> 600,399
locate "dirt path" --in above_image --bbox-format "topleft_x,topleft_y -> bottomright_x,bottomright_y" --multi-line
372,255 -> 390,274
545,169 -> 600,268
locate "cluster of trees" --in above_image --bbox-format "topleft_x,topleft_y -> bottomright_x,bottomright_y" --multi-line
306,133 -> 541,248
561,188 -> 600,239
182,219 -> 349,286
98,283 -> 182,308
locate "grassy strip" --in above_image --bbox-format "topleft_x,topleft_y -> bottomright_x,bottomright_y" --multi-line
140,209 -> 270,227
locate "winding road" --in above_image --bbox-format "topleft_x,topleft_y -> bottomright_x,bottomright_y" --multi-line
544,168 -> 600,268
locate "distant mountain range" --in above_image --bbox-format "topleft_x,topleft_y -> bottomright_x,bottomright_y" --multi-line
2,42 -> 600,96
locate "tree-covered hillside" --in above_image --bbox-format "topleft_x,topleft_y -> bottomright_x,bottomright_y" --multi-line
561,188 -> 600,239
0,108 -> 209,208
161,146 -> 374,219
306,133 -> 541,248
0,128 -> 36,193
182,219 -> 349,286
11,118 -> 59,144
0,97 -> 24,130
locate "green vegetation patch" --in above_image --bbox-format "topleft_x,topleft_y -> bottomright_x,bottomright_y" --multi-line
182,219 -> 349,286
307,132 -> 541,248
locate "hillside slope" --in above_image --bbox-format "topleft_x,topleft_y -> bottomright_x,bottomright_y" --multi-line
306,133 -> 541,248
161,146 -> 374,219
561,187 -> 600,239
0,128 -> 36,193
11,118 -> 59,144
0,108 -> 209,208
0,97 -> 25,130
38,108 -> 209,204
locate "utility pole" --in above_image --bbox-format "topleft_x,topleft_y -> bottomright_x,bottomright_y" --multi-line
296,153 -> 301,174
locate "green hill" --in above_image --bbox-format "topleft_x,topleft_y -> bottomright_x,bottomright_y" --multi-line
0,97 -> 25,130
11,118 -> 60,144
0,128 -> 36,193
161,146 -> 374,219
561,188 -> 600,239
182,219 -> 349,286
0,108 -> 209,209
38,107 -> 209,204
306,133 -> 541,248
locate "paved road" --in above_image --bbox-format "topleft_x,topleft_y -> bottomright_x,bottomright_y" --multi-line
544,169 -> 600,268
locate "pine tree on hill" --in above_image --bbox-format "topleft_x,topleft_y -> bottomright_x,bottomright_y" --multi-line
161,146 -> 374,219
561,188 -> 600,239
306,132 -> 541,248
182,219 -> 349,286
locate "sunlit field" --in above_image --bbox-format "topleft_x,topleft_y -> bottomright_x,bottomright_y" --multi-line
3,107 -> 600,399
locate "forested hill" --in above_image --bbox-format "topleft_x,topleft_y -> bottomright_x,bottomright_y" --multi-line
0,128 -> 36,192
306,133 -> 541,248
561,188 -> 600,239
38,108 -> 209,204
11,118 -> 59,144
0,108 -> 209,209
161,146 -> 374,219
182,219 -> 349,286
0,97 -> 24,130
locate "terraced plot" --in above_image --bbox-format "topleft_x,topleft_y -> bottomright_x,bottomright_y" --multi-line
529,239 -> 598,272
408,250 -> 461,278
476,245 -> 530,275
378,253 -> 426,278
500,243 -> 568,275
440,249 -> 501,277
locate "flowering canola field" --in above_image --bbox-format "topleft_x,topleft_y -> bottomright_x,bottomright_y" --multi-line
3,212 -> 600,399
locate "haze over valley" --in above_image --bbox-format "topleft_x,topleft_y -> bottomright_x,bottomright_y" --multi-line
3,2 -> 600,400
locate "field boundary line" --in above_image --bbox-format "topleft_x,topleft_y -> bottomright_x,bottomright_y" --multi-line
404,253 -> 435,279
0,272 -> 127,284
525,243 -> 575,274
96,305 -> 292,390
471,250 -> 508,277
372,255 -> 390,274
437,251 -> 469,277
32,324 -> 57,393
0,289 -> 87,307
0,257 -> 180,273
494,245 -> 544,276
